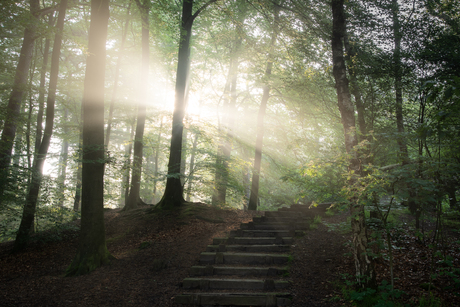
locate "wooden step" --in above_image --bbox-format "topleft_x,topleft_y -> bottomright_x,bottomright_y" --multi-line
189,265 -> 288,277
240,222 -> 310,230
213,237 -> 294,245
199,252 -> 290,265
182,278 -> 289,290
230,229 -> 297,237
206,244 -> 290,253
175,292 -> 292,306
282,203 -> 332,215
252,216 -> 310,224
264,211 -> 307,218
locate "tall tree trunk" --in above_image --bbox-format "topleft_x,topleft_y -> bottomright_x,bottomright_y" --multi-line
0,0 -> 41,207
212,40 -> 240,206
124,0 -> 149,211
13,103 -> 27,168
180,120 -> 188,187
73,107 -> 83,212
248,3 -> 279,211
212,70 -> 231,206
105,2 -> 131,148
392,0 -> 408,163
392,0 -> 418,227
157,0 -> 193,208
157,0 -> 216,209
74,160 -> 82,211
66,0 -> 113,276
152,117 -> 163,203
35,14 -> 55,153
13,0 -> 68,252
343,33 -> 367,139
122,122 -> 135,206
57,108 -> 69,207
331,0 -> 375,289
186,130 -> 199,202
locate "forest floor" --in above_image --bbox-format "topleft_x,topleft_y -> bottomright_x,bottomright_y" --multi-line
0,203 -> 459,306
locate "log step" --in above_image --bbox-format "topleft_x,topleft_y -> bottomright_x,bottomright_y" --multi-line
200,252 -> 290,265
240,222 -> 310,230
252,216 -> 310,224
229,229 -> 306,237
189,265 -> 288,277
206,244 -> 290,253
175,292 -> 292,306
182,278 -> 289,290
213,237 -> 294,245
264,211 -> 307,218
229,229 -> 305,237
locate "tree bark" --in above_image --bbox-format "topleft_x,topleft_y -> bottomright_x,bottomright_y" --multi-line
105,2 -> 131,149
156,0 -> 217,209
13,0 -> 68,252
152,117 -> 163,203
73,107 -> 83,212
248,3 -> 279,211
212,65 -> 233,206
124,0 -> 149,211
0,0 -> 41,207
331,0 -> 375,288
158,0 -> 193,208
186,130 -> 199,202
180,121 -> 188,187
66,0 -> 113,276
57,108 -> 69,207
343,33 -> 367,139
121,122 -> 135,206
392,0 -> 408,163
214,55 -> 239,205
35,14 -> 55,153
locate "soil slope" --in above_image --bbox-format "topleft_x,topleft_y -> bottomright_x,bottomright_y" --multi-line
0,204 -> 351,306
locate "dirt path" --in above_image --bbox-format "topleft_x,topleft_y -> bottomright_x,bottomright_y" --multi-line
0,205 -> 352,306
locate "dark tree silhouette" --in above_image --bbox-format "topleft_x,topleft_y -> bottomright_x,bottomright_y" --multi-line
157,0 -> 217,209
0,0 -> 41,207
13,0 -> 68,252
331,0 -> 375,288
124,0 -> 149,210
66,0 -> 113,276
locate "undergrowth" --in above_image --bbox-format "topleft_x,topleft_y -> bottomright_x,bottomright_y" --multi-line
0,205 -> 80,243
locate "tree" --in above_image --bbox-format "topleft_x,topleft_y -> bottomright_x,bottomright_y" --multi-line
0,0 -> 41,207
331,0 -> 375,288
124,0 -> 149,210
248,1 -> 280,211
13,0 -> 68,252
105,1 -> 131,150
391,0 -> 409,164
157,0 -> 217,209
211,58 -> 237,206
66,0 -> 113,276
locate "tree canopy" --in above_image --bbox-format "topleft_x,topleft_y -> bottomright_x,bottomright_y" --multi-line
0,0 -> 458,285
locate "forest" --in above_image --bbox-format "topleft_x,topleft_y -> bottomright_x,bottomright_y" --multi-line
0,0 -> 459,305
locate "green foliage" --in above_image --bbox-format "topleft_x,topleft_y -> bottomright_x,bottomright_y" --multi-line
417,294 -> 443,307
282,156 -> 348,205
313,215 -> 322,224
324,217 -> 352,234
432,256 -> 460,296
0,204 -> 79,243
341,276 -> 407,307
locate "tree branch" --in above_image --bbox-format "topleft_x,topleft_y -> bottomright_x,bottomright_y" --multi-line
37,5 -> 59,17
191,0 -> 218,23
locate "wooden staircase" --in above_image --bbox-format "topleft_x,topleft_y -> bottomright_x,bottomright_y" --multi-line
175,204 -> 328,306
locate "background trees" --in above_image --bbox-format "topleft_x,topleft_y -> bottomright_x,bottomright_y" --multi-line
0,0 -> 457,286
